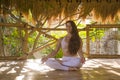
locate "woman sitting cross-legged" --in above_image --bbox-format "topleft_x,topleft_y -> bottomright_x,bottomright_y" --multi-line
41,20 -> 85,71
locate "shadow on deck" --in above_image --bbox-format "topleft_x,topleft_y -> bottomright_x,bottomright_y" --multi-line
0,59 -> 120,80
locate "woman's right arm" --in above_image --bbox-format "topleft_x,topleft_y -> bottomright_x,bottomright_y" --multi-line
41,38 -> 63,63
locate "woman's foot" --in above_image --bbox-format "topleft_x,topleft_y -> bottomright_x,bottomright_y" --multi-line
69,67 -> 79,71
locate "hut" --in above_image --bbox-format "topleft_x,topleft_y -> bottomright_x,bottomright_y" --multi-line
0,1 -> 120,80
0,0 -> 120,59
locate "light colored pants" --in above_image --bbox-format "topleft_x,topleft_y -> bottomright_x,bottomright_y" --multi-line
45,56 -> 82,70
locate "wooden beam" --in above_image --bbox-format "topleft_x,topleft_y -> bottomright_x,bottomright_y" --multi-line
36,28 -> 91,31
87,24 -> 120,28
0,23 -> 92,31
1,23 -> 120,29
0,56 -> 19,60
27,27 -> 93,31
0,23 -> 24,27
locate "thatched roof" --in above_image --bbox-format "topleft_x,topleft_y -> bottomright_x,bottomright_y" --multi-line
0,0 -> 120,23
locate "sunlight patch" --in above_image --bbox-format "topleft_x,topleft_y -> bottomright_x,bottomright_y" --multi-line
15,75 -> 25,80
108,70 -> 120,76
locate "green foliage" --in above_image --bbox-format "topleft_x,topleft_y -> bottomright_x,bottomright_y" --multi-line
3,27 -> 22,56
77,23 -> 86,28
77,23 -> 86,39
89,28 -> 105,42
79,31 -> 86,39
55,48 -> 63,58
38,41 -> 63,58
28,31 -> 38,48
51,31 -> 66,39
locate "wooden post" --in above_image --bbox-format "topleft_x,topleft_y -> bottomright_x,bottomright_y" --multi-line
0,27 -> 5,56
86,25 -> 90,57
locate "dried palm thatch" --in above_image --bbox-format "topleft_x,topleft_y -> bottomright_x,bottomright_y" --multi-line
0,0 -> 120,23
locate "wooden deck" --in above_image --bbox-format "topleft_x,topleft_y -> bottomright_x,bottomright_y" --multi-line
0,59 -> 120,80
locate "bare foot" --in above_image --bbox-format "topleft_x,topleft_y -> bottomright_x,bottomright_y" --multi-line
69,67 -> 79,71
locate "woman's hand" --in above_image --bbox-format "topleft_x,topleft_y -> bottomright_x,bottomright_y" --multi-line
81,56 -> 85,64
41,56 -> 48,64
56,59 -> 63,64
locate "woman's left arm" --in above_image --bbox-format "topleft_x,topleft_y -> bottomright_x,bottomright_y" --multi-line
78,49 -> 85,64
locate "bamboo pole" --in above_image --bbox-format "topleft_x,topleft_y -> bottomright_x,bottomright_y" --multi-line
32,32 -> 41,50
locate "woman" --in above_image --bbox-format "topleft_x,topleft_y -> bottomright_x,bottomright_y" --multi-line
41,20 -> 85,70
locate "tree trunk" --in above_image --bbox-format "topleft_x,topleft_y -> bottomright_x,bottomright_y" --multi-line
22,29 -> 29,54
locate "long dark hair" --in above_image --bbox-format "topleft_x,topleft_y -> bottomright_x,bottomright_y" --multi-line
66,20 -> 82,55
